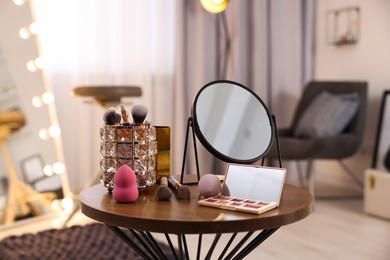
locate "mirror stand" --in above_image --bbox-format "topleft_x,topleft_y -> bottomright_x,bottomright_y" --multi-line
179,114 -> 283,185
180,117 -> 201,185
271,114 -> 283,168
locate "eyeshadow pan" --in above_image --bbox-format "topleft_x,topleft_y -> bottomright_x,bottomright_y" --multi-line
198,195 -> 279,215
217,200 -> 229,205
215,195 -> 230,200
242,204 -> 262,209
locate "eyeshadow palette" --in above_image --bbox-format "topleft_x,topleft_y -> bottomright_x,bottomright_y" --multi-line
198,164 -> 286,215
198,195 -> 278,214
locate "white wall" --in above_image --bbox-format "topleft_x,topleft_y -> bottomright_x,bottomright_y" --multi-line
315,0 -> 390,181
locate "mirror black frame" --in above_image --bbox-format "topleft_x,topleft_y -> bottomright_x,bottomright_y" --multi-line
192,80 -> 275,164
181,80 -> 282,184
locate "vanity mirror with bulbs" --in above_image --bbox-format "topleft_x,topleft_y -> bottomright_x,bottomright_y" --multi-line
0,1 -> 70,225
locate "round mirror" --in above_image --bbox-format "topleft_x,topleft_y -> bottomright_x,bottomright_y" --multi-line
192,80 -> 274,163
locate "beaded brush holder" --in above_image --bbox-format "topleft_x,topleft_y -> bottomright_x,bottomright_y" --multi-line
100,105 -> 157,192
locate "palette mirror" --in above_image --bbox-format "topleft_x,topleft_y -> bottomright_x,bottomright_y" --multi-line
198,164 -> 286,214
222,164 -> 286,202
192,80 -> 274,164
0,1 -> 69,226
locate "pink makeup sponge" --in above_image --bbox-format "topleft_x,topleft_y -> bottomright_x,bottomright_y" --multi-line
198,174 -> 222,198
113,165 -> 139,203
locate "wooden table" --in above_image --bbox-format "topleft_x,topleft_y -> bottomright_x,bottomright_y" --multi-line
80,182 -> 312,259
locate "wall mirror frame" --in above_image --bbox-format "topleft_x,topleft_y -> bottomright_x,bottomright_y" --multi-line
180,80 -> 282,184
0,1 -> 70,227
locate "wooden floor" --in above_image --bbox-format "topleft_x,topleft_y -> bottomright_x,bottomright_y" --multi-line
1,165 -> 390,259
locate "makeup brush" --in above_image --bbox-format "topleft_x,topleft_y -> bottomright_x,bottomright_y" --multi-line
168,176 -> 191,200
155,177 -> 172,201
131,105 -> 148,124
103,107 -> 121,125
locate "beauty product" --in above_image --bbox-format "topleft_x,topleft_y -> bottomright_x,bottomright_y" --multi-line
103,107 -> 121,125
168,176 -> 190,200
100,104 -> 158,191
155,177 -> 172,201
198,195 -> 276,214
198,174 -> 221,198
112,165 -> 139,203
120,105 -> 130,125
198,164 -> 287,215
131,104 -> 148,124
155,126 -> 171,183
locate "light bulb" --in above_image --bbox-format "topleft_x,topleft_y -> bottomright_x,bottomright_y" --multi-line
39,128 -> 50,140
29,22 -> 40,35
51,199 -> 62,211
19,27 -> 30,39
48,125 -> 61,138
32,96 -> 43,107
44,164 -> 53,176
42,92 -> 55,104
61,197 -> 74,210
27,60 -> 38,72
13,0 -> 25,6
34,57 -> 45,69
200,0 -> 228,13
52,162 -> 65,174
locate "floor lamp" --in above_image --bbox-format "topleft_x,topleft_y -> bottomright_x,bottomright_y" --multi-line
200,0 -> 230,79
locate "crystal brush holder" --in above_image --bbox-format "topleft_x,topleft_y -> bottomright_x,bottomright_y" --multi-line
100,105 -> 157,191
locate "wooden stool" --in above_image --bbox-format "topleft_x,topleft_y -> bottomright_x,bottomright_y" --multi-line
72,85 -> 142,108
0,111 -> 56,224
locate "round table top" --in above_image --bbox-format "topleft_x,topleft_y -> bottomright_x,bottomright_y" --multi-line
80,181 -> 312,235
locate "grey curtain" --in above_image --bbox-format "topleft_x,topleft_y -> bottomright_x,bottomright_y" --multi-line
171,0 -> 315,176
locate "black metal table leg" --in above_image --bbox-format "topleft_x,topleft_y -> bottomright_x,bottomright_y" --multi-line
232,228 -> 279,260
106,225 -> 152,260
218,233 -> 238,260
106,225 -> 280,260
165,233 -> 178,260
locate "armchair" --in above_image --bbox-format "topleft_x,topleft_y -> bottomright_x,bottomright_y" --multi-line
267,81 -> 368,195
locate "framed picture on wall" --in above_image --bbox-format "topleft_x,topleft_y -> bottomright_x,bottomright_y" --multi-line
372,90 -> 390,172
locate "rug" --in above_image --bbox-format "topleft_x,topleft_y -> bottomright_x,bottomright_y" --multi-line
0,223 -> 174,260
